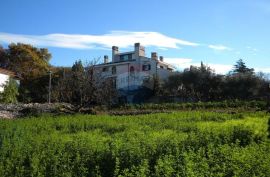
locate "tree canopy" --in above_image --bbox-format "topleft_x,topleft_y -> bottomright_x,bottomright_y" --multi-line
0,43 -> 52,102
0,43 -> 51,78
164,60 -> 269,101
232,59 -> 254,74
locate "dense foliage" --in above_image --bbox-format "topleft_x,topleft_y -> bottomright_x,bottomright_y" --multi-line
0,44 -> 116,104
118,100 -> 267,111
164,60 -> 270,102
0,111 -> 269,176
50,60 -> 117,106
0,78 -> 19,103
0,43 -> 51,102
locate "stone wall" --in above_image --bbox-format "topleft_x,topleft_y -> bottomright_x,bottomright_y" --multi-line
0,103 -> 75,119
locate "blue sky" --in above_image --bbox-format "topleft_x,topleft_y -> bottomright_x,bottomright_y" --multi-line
0,0 -> 270,74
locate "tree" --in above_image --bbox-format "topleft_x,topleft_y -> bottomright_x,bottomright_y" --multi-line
223,74 -> 260,100
51,59 -> 118,106
0,78 -> 19,103
0,45 -> 8,68
71,60 -> 85,105
80,60 -> 118,106
6,43 -> 51,79
232,59 -> 254,74
223,59 -> 267,100
152,76 -> 163,96
50,67 -> 73,103
0,43 -> 52,102
164,62 -> 223,101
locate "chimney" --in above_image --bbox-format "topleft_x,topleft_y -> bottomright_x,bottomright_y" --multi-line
151,52 -> 158,60
112,46 -> 119,62
159,56 -> 164,62
135,42 -> 140,49
134,43 -> 145,58
104,55 -> 109,64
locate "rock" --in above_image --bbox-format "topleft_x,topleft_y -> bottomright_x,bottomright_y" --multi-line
0,111 -> 20,119
78,107 -> 98,114
0,103 -> 76,119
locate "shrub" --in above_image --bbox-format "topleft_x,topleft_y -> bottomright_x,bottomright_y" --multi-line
19,107 -> 42,117
0,78 -> 19,104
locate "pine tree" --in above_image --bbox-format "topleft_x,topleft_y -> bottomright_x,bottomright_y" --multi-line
233,59 -> 254,74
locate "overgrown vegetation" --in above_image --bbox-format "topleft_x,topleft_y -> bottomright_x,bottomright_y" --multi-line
51,60 -> 117,106
0,111 -> 269,176
0,78 -> 19,103
163,60 -> 270,102
0,44 -> 117,105
117,100 -> 267,112
0,43 -> 51,102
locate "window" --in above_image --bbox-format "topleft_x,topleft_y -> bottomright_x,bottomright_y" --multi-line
130,66 -> 135,73
102,67 -> 109,72
112,66 -> 116,74
142,64 -> 151,71
120,54 -> 132,61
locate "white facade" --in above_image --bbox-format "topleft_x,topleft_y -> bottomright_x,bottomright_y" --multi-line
94,43 -> 175,102
0,73 -> 9,92
0,69 -> 20,93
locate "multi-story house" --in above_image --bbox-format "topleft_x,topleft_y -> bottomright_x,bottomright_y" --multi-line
94,43 -> 175,103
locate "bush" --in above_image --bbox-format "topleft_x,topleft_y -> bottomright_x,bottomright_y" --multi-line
19,107 -> 42,117
0,78 -> 19,104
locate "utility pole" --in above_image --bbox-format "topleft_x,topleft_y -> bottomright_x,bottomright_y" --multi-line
48,71 -> 52,104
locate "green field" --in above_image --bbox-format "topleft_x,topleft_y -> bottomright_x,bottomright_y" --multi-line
0,111 -> 270,177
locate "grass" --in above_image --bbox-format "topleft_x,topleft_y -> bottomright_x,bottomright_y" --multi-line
0,111 -> 269,176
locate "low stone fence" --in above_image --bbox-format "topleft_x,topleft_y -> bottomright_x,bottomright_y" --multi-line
0,103 -> 75,119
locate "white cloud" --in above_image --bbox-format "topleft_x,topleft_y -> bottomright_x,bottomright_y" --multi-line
246,46 -> 258,52
208,44 -> 232,51
164,57 -> 233,74
235,51 -> 241,55
164,58 -> 194,69
246,46 -> 259,56
0,31 -> 199,50
157,47 -> 170,51
255,67 -> 270,73
206,63 -> 233,74
165,57 -> 270,74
